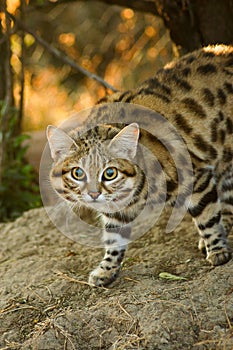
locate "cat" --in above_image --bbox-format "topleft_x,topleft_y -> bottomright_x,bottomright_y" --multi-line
47,44 -> 233,286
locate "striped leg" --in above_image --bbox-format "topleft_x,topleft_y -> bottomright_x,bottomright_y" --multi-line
217,163 -> 233,235
189,167 -> 231,266
88,224 -> 130,286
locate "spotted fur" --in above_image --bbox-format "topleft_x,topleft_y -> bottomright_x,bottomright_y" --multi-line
48,45 -> 233,286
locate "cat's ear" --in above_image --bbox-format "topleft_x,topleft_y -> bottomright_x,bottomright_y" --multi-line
47,125 -> 76,161
109,123 -> 140,159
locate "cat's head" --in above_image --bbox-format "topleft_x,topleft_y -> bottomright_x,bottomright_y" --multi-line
47,123 -> 142,213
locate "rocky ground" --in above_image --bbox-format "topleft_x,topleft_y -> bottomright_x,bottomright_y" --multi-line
0,207 -> 233,349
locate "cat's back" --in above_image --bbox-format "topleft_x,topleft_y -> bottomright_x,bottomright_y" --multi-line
98,45 -> 233,163
104,44 -> 233,117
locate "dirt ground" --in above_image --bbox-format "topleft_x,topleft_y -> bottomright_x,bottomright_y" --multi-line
1,206 -> 233,350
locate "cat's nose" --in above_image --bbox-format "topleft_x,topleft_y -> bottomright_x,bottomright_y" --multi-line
88,191 -> 101,200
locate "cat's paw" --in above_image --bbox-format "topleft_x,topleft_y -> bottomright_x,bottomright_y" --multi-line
88,266 -> 120,287
206,249 -> 232,266
198,238 -> 206,254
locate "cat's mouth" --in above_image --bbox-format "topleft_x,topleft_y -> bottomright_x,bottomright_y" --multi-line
80,194 -> 120,213
83,194 -> 106,207
88,198 -> 102,204
85,199 -> 109,212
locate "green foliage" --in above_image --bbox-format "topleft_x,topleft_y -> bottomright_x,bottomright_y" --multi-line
0,107 -> 42,222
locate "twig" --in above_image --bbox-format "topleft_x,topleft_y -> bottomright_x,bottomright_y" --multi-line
0,304 -> 39,315
224,291 -> 233,329
52,320 -> 76,350
193,339 -> 220,346
117,299 -> 133,319
54,270 -> 109,290
123,276 -> 140,283
6,10 -> 118,92
55,270 -> 91,286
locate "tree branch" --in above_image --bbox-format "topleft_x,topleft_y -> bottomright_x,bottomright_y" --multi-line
28,0 -> 159,16
6,11 -> 118,93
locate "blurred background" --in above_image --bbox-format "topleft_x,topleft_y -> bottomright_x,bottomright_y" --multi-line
0,0 -> 173,220
1,0 -> 233,220
19,2 -> 172,131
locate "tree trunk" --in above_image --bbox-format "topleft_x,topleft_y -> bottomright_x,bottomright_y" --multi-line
154,0 -> 233,53
193,0 -> 233,46
0,4 -> 15,184
29,0 -> 233,53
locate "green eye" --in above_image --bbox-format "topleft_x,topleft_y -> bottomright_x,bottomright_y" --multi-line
71,167 -> 86,181
103,167 -> 118,181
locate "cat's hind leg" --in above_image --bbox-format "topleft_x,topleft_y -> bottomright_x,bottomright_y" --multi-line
216,162 -> 233,236
188,167 -> 231,266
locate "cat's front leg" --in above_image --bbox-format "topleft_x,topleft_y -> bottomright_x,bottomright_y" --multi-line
88,224 -> 131,287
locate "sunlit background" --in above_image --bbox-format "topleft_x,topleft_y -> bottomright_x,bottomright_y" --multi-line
9,0 -> 173,132
0,0 -> 175,219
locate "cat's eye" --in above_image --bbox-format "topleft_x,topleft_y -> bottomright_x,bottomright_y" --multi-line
71,167 -> 86,181
102,167 -> 118,181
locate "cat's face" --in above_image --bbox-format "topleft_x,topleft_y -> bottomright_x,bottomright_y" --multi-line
47,123 -> 141,213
